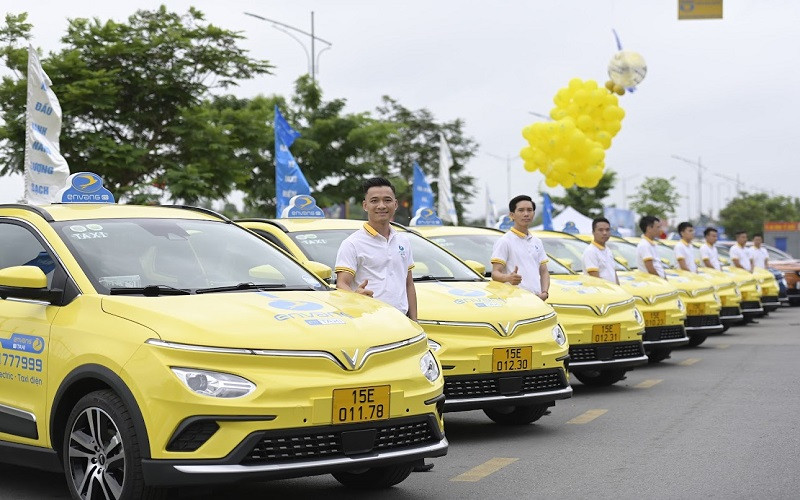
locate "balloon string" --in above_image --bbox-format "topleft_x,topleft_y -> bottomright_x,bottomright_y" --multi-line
612,29 -> 623,51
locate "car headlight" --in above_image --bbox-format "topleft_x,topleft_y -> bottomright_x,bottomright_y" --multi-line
633,308 -> 644,325
420,351 -> 440,383
781,278 -> 788,287
427,339 -> 442,352
676,298 -> 685,312
734,287 -> 742,298
713,292 -> 719,301
552,324 -> 567,346
171,368 -> 255,398
756,284 -> 762,294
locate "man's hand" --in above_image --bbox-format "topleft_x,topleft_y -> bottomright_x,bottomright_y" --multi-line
536,291 -> 549,301
507,266 -> 522,285
356,279 -> 373,297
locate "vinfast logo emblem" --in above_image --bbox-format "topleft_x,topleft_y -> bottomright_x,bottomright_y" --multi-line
498,322 -> 511,336
340,348 -> 360,370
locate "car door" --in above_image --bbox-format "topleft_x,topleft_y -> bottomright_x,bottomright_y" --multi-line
0,220 -> 59,445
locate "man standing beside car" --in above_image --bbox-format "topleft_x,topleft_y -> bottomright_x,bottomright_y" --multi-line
637,215 -> 666,278
730,231 -> 753,273
490,195 -> 551,300
749,233 -> 770,270
700,227 -> 722,270
674,222 -> 699,273
582,217 -> 619,284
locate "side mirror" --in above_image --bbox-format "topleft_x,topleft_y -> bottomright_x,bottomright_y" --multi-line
719,256 -> 730,265
0,266 -> 58,303
661,258 -> 671,266
249,265 -> 284,281
305,261 -> 332,281
556,258 -> 573,271
616,257 -> 629,268
414,262 -> 430,276
463,260 -> 486,276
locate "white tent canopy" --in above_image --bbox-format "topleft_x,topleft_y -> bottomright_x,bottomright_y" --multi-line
533,206 -> 593,234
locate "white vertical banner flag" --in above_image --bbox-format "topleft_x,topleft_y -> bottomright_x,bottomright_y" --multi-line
24,44 -> 70,204
484,185 -> 498,227
437,133 -> 458,225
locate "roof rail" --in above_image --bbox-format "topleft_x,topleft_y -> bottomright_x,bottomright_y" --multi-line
0,204 -> 55,222
169,205 -> 231,223
236,218 -> 289,233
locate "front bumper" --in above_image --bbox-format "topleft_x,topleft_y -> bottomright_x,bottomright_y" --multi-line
642,325 -> 689,350
761,295 -> 780,311
568,341 -> 648,371
684,315 -> 724,335
719,306 -> 744,323
142,414 -> 447,486
443,368 -> 572,412
740,300 -> 765,317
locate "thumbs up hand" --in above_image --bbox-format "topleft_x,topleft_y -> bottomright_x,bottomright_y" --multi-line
507,266 -> 522,285
356,279 -> 374,297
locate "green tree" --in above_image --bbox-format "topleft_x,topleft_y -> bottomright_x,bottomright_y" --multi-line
628,176 -> 681,220
718,193 -> 800,237
375,96 -> 478,223
0,8 -> 271,202
550,169 -> 617,218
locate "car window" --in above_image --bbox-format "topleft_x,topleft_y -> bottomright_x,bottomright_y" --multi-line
0,222 -> 55,287
251,229 -> 291,252
54,219 -> 324,293
605,240 -> 640,270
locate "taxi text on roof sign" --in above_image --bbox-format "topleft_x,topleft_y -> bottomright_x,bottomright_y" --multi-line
56,172 -> 115,204
678,0 -> 723,20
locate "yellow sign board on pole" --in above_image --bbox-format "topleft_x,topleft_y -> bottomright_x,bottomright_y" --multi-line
678,0 -> 723,20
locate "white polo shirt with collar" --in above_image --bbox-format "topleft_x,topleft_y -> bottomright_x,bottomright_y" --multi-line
491,227 -> 549,294
637,236 -> 665,278
700,242 -> 721,270
674,240 -> 698,273
335,223 -> 415,314
582,240 -> 617,283
730,243 -> 752,271
749,245 -> 769,269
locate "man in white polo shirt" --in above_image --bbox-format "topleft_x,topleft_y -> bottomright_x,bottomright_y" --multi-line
582,217 -> 619,284
730,230 -> 753,273
749,233 -> 770,270
674,221 -> 698,273
637,215 -> 666,278
700,227 -> 721,270
491,195 -> 550,300
335,177 -> 417,320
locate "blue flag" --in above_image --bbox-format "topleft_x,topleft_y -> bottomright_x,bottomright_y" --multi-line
412,162 -> 434,215
275,105 -> 310,215
542,193 -> 554,231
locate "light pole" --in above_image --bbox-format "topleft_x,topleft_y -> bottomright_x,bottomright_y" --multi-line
671,154 -> 706,220
484,152 -> 514,201
620,173 -> 639,210
244,11 -> 332,83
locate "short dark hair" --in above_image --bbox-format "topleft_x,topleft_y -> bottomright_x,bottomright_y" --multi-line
639,215 -> 660,234
703,227 -> 718,237
362,177 -> 395,197
678,222 -> 693,234
753,232 -> 763,239
735,230 -> 747,237
592,217 -> 610,231
509,195 -> 535,213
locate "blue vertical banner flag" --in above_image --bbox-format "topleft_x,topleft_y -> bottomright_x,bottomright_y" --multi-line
412,162 -> 434,215
542,193 -> 554,231
274,105 -> 310,216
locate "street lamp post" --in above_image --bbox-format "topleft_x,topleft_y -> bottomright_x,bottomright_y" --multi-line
671,154 -> 706,220
485,152 -> 514,201
620,173 -> 639,211
244,11 -> 332,83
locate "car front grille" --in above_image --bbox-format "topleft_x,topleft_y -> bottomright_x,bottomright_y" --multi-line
741,300 -> 762,310
720,306 -> 741,317
761,296 -> 779,304
242,416 -> 440,464
569,341 -> 646,362
444,369 -> 567,399
685,315 -> 722,327
643,325 -> 686,341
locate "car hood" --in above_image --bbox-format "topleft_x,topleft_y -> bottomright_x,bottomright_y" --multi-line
101,290 -> 423,351
664,269 -> 716,294
617,271 -> 679,299
415,280 -> 554,322
547,275 -> 633,306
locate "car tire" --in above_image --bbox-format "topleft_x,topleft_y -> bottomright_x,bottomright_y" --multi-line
687,334 -> 708,347
63,389 -> 165,500
332,463 -> 414,489
482,404 -> 550,425
647,348 -> 672,363
572,369 -> 628,386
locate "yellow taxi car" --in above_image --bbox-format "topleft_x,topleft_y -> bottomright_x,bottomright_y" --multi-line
0,174 -> 448,495
238,208 -> 572,426
652,239 -> 744,331
714,243 -> 780,313
415,226 -> 648,386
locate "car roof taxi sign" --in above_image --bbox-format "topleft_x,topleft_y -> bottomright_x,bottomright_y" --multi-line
409,207 -> 443,226
496,215 -> 513,231
282,194 -> 324,218
56,172 -> 115,204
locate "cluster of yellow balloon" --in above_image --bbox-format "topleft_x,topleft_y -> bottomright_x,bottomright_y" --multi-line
550,78 -> 625,149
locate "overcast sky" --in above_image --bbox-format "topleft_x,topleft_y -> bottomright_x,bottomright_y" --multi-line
2,0 -> 799,221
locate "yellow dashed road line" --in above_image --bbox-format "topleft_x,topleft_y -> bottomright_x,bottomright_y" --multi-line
680,358 -> 701,366
567,409 -> 608,424
635,379 -> 663,389
451,457 -> 519,482
715,344 -> 730,349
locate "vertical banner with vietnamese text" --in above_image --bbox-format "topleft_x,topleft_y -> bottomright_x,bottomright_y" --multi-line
412,161 -> 434,215
274,105 -> 310,216
437,133 -> 458,225
24,45 -> 70,203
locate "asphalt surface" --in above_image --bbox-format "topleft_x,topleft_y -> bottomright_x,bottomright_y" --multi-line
3,306 -> 800,499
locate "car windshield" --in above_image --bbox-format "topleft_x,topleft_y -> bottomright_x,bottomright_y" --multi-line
55,219 -> 324,294
289,229 -> 482,281
539,236 -> 627,273
764,245 -> 794,260
425,233 -> 574,275
716,244 -> 732,257
655,244 -> 678,268
605,239 -> 640,270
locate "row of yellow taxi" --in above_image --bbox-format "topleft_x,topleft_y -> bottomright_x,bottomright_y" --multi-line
0,176 -> 782,496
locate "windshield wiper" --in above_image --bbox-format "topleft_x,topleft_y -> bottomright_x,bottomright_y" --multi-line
109,285 -> 191,296
413,275 -> 463,282
195,283 -> 288,294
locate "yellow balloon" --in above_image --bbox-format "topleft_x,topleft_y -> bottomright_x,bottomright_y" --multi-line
545,177 -> 559,188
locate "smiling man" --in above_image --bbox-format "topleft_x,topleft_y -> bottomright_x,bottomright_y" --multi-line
490,195 -> 550,300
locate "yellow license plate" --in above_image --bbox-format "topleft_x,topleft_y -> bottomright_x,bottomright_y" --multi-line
332,385 -> 390,424
493,346 -> 532,372
592,323 -> 620,342
687,303 -> 705,316
644,311 -> 666,327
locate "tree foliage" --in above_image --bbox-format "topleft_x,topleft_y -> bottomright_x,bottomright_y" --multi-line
718,193 -> 800,236
550,169 -> 617,218
628,176 -> 681,220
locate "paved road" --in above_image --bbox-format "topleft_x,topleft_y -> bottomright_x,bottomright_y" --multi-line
3,307 -> 799,499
